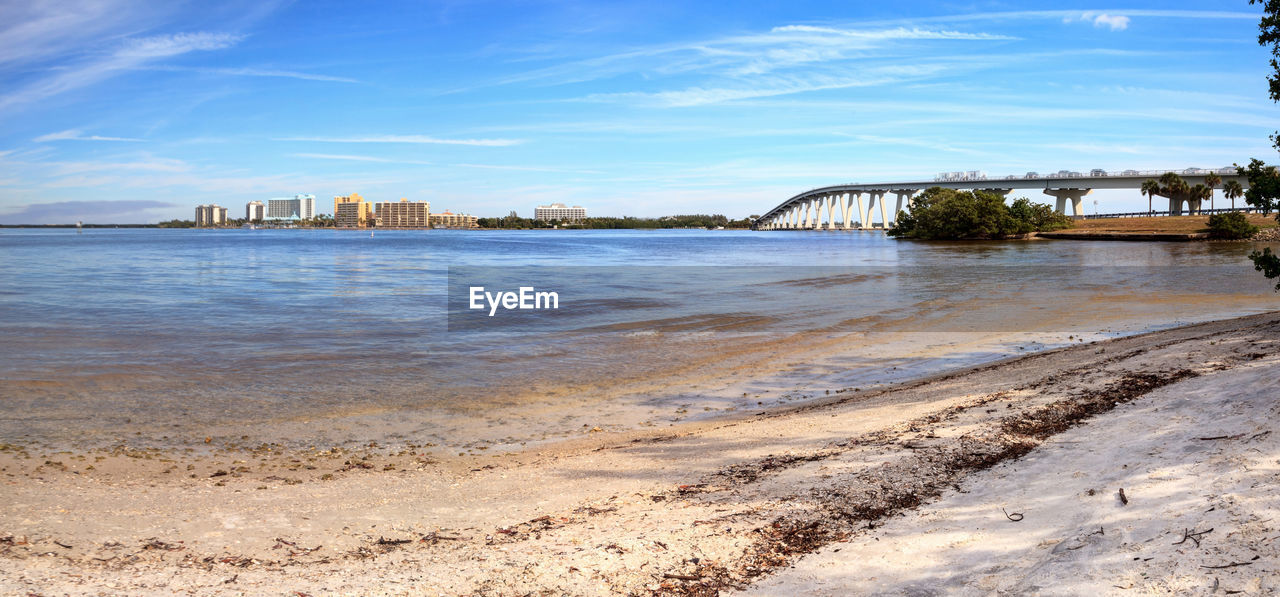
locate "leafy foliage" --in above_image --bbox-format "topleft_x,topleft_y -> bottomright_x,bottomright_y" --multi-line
1206,212 -> 1259,239
1249,248 -> 1280,291
888,188 -> 1072,240
1253,0 -> 1280,146
1236,159 -> 1280,215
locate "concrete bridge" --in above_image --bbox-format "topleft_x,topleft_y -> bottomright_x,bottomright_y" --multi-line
755,168 -> 1248,230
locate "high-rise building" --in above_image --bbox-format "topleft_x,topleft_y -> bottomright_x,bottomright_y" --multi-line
195,204 -> 228,227
298,194 -> 315,219
334,193 -> 373,228
265,194 -> 316,220
534,203 -> 586,221
431,210 -> 478,228
375,198 -> 430,228
246,200 -> 265,222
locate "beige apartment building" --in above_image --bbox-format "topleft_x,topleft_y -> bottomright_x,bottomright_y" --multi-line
375,198 -> 430,228
195,204 -> 228,227
245,200 -> 264,222
334,193 -> 373,228
432,211 -> 478,228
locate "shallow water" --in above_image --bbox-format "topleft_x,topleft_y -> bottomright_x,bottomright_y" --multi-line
0,228 -> 1276,451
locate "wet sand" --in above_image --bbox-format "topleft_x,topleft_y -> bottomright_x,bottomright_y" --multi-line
1,311 -> 1277,595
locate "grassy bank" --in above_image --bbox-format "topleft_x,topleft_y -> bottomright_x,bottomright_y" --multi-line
1069,213 -> 1276,234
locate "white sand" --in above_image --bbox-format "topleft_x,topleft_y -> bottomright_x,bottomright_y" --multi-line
742,361 -> 1280,596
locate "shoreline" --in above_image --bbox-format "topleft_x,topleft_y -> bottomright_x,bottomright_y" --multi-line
2,311 -> 1278,594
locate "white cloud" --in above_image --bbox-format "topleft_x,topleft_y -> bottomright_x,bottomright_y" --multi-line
1091,14 -> 1130,31
1064,12 -> 1130,31
34,129 -> 142,142
278,135 -> 524,147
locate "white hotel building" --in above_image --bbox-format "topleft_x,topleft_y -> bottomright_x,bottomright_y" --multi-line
534,203 -> 586,222
265,194 -> 316,220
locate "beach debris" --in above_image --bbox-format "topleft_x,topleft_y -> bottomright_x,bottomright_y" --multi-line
1202,556 -> 1258,569
1002,508 -> 1024,522
1118,488 -> 1129,506
53,540 -> 72,549
663,572 -> 701,581
419,531 -> 462,544
1197,434 -> 1244,441
1173,527 -> 1213,548
141,538 -> 184,551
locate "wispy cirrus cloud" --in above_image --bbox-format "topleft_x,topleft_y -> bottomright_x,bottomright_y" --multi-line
585,64 -> 951,107
292,152 -> 433,165
278,135 -> 524,147
143,65 -> 359,83
34,129 -> 143,142
293,153 -> 600,174
469,23 -> 1017,91
0,31 -> 242,114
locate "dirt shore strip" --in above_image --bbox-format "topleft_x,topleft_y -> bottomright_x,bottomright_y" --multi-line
1,312 -> 1278,596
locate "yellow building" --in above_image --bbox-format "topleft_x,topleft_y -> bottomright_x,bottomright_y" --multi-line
334,193 -> 373,228
431,210 -> 478,229
375,198 -> 430,228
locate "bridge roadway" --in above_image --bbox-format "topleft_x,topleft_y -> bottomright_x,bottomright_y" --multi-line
755,170 -> 1249,231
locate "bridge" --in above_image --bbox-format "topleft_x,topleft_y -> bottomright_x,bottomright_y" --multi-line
755,168 -> 1249,231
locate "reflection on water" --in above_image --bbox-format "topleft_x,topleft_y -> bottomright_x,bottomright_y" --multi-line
0,228 -> 1275,451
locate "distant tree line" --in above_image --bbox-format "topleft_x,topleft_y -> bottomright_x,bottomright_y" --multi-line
476,213 -> 755,229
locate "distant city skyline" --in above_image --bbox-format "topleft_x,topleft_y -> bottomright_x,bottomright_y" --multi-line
1,1 -> 1277,223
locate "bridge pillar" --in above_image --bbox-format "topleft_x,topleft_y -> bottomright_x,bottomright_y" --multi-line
1168,195 -> 1201,216
1043,188 -> 1091,216
891,190 -> 918,227
824,194 -> 836,229
840,192 -> 853,229
803,200 -> 813,229
852,192 -> 864,228
864,191 -> 887,228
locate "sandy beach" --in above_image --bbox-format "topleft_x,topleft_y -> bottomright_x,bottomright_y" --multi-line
1,311 -> 1276,595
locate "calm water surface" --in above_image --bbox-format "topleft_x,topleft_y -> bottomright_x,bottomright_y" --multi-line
0,228 -> 1275,450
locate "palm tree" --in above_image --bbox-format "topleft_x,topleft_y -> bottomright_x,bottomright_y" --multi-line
1203,172 -> 1221,212
1141,179 -> 1160,216
1223,180 -> 1244,211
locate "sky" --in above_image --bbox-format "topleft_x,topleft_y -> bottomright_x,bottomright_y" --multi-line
0,0 -> 1277,224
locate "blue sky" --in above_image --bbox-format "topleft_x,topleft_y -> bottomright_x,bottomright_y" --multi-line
0,1 -> 1276,223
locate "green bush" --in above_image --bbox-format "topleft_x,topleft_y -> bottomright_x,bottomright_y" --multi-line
1206,212 -> 1259,239
889,188 -> 1072,240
